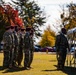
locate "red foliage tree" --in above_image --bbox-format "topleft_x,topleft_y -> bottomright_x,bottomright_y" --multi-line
0,4 -> 23,27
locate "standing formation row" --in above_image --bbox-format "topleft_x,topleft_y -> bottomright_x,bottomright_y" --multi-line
2,25 -> 34,69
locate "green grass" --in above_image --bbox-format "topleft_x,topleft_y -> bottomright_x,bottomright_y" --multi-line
0,52 -> 76,75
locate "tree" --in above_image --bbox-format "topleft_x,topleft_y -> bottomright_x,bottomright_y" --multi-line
39,25 -> 55,47
60,3 -> 76,30
0,5 -> 8,42
11,0 -> 46,37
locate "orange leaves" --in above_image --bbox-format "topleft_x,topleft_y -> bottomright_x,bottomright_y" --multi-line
0,4 -> 24,27
15,17 -> 23,26
10,19 -> 15,26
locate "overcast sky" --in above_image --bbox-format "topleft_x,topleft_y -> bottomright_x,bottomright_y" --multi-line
34,0 -> 76,29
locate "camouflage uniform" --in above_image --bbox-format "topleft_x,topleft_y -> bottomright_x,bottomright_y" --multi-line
9,31 -> 15,68
17,29 -> 25,66
13,31 -> 19,66
3,28 -> 12,68
28,36 -> 34,68
8,26 -> 15,68
24,31 -> 31,69
55,28 -> 69,70
27,29 -> 34,68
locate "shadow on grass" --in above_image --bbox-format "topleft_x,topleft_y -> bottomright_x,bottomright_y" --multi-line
0,66 -> 26,73
42,65 -> 76,75
0,65 -> 33,73
2,67 -> 27,73
42,69 -> 58,72
54,65 -> 76,75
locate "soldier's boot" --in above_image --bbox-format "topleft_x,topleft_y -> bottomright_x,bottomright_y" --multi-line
57,65 -> 60,70
13,61 -> 18,67
24,65 -> 30,70
24,63 -> 30,70
18,60 -> 22,66
27,63 -> 32,69
9,64 -> 13,69
27,66 -> 32,69
18,63 -> 22,67
57,62 -> 61,70
60,64 -> 64,70
3,60 -> 9,68
3,64 -> 9,69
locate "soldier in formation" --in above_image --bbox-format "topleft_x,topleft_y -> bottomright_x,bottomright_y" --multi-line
8,26 -> 15,68
3,26 -> 12,68
12,26 -> 20,67
17,27 -> 25,66
23,26 -> 34,69
55,28 -> 69,70
3,25 -> 34,69
28,29 -> 34,68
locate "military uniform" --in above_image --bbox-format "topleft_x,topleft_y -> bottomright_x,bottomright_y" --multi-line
55,28 -> 69,70
3,26 -> 12,68
28,36 -> 34,68
8,26 -> 15,68
17,28 -> 25,66
24,31 -> 30,69
23,27 -> 32,69
13,30 -> 19,66
28,29 -> 34,68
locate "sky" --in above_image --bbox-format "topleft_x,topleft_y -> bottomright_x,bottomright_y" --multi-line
4,0 -> 76,43
34,0 -> 76,30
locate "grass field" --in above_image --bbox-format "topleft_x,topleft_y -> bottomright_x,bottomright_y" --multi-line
0,52 -> 76,75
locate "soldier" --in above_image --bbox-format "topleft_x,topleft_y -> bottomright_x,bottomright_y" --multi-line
55,28 -> 69,70
9,26 -> 15,68
23,27 -> 32,69
27,29 -> 34,68
13,26 -> 20,67
17,27 -> 25,66
3,26 -> 12,68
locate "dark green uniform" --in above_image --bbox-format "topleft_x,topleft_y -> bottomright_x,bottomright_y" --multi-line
55,33 -> 69,70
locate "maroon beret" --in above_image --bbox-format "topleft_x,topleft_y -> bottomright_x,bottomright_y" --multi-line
26,27 -> 31,31
5,26 -> 10,30
11,26 -> 14,29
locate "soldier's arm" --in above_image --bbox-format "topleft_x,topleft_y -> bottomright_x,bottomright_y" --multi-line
66,40 -> 70,52
3,35 -> 12,47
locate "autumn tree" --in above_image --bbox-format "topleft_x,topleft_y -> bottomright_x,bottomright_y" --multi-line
60,3 -> 76,30
39,26 -> 55,47
11,0 -> 46,37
